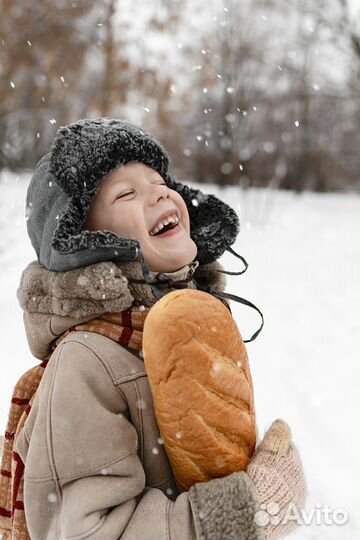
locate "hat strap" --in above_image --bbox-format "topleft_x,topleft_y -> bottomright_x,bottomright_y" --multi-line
135,245 -> 264,343
134,247 -> 196,298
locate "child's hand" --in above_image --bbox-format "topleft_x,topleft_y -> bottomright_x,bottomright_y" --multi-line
247,419 -> 307,540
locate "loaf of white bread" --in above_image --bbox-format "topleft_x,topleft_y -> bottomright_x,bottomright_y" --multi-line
142,288 -> 256,491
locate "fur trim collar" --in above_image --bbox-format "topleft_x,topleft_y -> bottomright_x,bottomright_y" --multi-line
17,259 -> 227,319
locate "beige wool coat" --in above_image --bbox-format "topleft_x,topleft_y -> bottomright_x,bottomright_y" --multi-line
14,258 -> 263,540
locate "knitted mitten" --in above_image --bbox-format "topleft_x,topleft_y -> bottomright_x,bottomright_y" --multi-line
247,419 -> 307,540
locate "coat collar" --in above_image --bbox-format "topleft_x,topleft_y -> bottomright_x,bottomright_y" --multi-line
17,258 -> 227,359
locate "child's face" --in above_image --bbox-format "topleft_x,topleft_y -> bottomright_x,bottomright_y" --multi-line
84,162 -> 198,272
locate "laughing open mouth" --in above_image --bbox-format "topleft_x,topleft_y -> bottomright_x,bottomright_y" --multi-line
151,221 -> 179,236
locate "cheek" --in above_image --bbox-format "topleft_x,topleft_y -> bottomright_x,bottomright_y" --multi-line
181,204 -> 191,234
123,213 -> 147,239
106,204 -> 140,238
172,193 -> 190,231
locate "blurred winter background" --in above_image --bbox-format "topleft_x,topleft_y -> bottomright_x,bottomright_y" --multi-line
0,0 -> 359,538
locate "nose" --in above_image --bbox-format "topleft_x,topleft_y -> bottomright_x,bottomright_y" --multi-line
149,183 -> 170,205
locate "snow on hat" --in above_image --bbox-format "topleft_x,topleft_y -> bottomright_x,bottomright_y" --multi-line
26,117 -> 240,273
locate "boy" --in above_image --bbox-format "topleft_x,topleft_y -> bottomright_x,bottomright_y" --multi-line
1,118 -> 306,540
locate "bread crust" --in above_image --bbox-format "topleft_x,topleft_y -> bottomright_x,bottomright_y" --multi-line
143,289 -> 256,491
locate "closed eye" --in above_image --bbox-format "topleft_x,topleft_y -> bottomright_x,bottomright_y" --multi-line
115,182 -> 167,200
116,191 -> 133,199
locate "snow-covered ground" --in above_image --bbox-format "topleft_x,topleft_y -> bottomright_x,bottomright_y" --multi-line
0,171 -> 359,539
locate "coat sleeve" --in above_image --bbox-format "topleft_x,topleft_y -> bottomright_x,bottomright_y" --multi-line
36,340 -> 263,540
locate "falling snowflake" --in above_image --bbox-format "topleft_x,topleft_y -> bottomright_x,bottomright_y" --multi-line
166,488 -> 173,496
294,120 -> 300,127
48,492 -> 57,503
10,81 -> 15,88
136,399 -> 147,410
220,162 -> 233,175
175,431 -> 182,439
157,437 -> 164,445
210,362 -> 222,377
77,275 -> 89,286
152,447 -> 159,455
263,141 -> 276,153
25,204 -> 33,221
225,113 -> 236,123
215,456 -> 225,468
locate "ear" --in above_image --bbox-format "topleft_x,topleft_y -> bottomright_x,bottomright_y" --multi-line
166,175 -> 240,265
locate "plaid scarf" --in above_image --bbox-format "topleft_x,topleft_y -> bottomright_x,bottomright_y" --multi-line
0,305 -> 150,540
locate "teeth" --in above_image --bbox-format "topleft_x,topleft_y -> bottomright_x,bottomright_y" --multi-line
150,214 -> 179,236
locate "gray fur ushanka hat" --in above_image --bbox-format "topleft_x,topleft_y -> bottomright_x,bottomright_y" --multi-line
26,117 -> 239,273
26,117 -> 263,341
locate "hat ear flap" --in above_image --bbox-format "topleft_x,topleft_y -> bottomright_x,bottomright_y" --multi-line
166,175 -> 240,265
